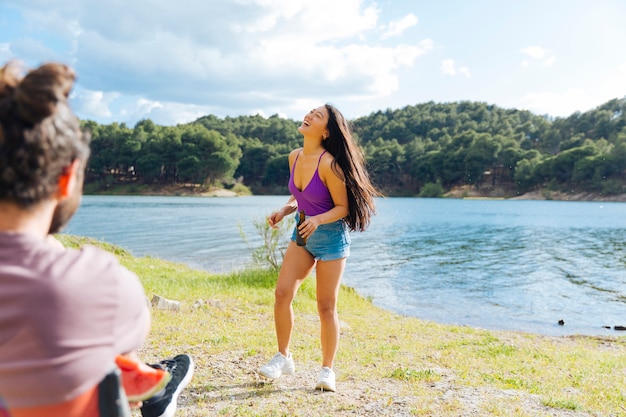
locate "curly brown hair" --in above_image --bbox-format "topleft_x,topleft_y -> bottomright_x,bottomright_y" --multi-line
0,61 -> 90,208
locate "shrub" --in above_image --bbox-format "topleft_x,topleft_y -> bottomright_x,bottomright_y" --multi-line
419,182 -> 445,198
239,214 -> 293,270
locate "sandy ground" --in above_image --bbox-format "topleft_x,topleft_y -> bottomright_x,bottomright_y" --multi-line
444,185 -> 626,202
196,188 -> 239,197
134,345 -> 611,417
140,185 -> 240,197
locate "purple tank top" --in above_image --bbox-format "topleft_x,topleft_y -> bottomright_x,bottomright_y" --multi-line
288,150 -> 335,216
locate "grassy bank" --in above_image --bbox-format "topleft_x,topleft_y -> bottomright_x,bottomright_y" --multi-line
58,235 -> 625,416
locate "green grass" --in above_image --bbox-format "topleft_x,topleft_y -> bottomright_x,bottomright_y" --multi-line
57,235 -> 626,416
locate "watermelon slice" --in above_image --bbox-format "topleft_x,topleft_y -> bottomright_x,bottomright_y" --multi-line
115,355 -> 171,402
0,397 -> 10,417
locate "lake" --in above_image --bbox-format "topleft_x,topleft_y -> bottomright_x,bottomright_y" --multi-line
63,195 -> 626,337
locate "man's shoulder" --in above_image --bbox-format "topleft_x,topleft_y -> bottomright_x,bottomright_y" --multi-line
72,244 -> 121,264
37,244 -> 137,291
56,243 -> 121,269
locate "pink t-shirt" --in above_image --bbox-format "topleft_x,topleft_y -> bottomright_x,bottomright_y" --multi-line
0,232 -> 150,408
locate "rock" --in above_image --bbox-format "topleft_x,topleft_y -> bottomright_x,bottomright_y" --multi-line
614,325 -> 626,331
207,299 -> 224,309
151,294 -> 181,311
557,319 -> 564,326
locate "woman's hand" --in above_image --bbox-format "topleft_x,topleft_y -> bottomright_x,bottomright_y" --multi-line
268,206 -> 293,229
298,215 -> 322,239
267,210 -> 284,229
268,202 -> 297,229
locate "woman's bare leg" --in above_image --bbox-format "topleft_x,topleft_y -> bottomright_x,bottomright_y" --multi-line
274,241 -> 315,356
315,257 -> 346,368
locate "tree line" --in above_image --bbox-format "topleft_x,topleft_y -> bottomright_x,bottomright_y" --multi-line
82,98 -> 626,197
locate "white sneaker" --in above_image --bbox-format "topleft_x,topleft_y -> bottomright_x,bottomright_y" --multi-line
315,366 -> 336,392
259,352 -> 295,379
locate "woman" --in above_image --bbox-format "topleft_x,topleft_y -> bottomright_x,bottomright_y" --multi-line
259,104 -> 379,392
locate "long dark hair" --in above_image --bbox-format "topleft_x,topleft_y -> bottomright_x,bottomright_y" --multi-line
322,103 -> 380,232
0,61 -> 90,208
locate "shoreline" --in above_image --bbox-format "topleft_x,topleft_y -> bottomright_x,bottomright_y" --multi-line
444,184 -> 626,202
88,184 -> 626,202
86,184 -> 242,197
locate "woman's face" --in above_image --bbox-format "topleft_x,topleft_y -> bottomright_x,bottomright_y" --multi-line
298,105 -> 329,139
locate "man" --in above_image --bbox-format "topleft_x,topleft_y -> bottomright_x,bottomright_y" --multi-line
0,61 -> 193,417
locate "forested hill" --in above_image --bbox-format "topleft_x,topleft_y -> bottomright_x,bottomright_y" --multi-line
82,98 -> 626,198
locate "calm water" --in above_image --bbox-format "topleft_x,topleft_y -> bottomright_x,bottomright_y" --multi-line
64,195 -> 626,336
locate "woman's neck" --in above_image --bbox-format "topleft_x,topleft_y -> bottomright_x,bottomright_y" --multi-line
302,138 -> 324,156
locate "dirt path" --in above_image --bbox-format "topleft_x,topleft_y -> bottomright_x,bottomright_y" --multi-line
142,348 -> 599,417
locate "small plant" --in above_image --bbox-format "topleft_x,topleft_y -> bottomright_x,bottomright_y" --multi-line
231,182 -> 252,195
545,179 -> 560,191
601,178 -> 624,195
542,397 -> 580,411
239,214 -> 294,270
390,368 -> 440,382
419,182 -> 445,198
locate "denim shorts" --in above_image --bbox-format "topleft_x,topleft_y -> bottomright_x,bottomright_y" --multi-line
291,217 -> 351,261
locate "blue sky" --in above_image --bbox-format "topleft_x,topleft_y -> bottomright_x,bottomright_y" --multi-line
1,0 -> 625,126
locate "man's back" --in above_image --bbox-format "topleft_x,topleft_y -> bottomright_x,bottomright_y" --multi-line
0,232 -> 150,409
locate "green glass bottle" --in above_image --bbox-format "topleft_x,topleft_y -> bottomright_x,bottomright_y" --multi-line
296,210 -> 307,246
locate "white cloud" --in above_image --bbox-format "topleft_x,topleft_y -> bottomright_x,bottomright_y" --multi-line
70,87 -> 219,126
521,46 -> 549,60
0,43 -> 11,63
522,89 -> 587,117
2,0 -> 434,125
441,59 -> 456,76
544,56 -> 557,67
14,0 -> 623,125
522,62 -> 626,117
7,38 -> 60,63
136,101 -> 214,126
70,89 -> 118,119
521,45 -> 556,67
381,13 -> 418,40
441,59 -> 470,77
458,66 -> 471,78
